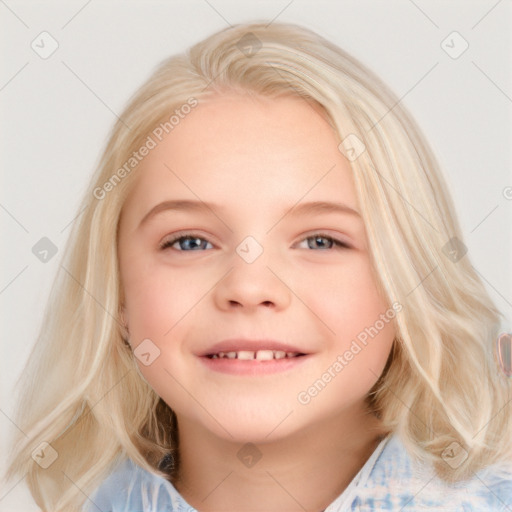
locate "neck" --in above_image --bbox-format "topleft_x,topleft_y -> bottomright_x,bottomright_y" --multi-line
173,408 -> 389,512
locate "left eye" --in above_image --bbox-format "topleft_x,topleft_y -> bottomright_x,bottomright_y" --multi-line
297,234 -> 351,250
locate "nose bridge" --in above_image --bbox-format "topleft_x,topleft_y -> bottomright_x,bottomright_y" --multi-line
235,235 -> 267,266
213,233 -> 291,310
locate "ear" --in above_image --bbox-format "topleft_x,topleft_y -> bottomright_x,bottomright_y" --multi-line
120,303 -> 128,327
119,303 -> 130,340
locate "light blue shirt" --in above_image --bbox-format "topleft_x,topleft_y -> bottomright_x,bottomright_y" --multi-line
84,432 -> 512,511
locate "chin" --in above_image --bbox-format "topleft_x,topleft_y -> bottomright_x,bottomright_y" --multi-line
201,402 -> 302,444
215,421 -> 295,445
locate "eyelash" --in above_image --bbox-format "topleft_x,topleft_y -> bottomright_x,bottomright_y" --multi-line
159,232 -> 351,251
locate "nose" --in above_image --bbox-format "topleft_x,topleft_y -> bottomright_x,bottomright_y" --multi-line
213,245 -> 292,312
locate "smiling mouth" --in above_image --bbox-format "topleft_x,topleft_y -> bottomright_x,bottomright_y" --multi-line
206,350 -> 305,360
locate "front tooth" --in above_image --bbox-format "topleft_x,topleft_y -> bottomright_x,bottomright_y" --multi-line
237,350 -> 255,360
273,350 -> 286,359
255,350 -> 274,361
226,351 -> 237,359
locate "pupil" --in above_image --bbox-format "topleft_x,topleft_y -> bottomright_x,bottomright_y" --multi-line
311,236 -> 331,249
183,237 -> 201,250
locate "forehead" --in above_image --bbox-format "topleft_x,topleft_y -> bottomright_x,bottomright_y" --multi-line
120,92 -> 359,224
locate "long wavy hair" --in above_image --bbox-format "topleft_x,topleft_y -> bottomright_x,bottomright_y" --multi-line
4,21 -> 511,511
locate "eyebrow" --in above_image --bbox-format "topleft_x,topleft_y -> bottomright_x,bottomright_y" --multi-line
138,199 -> 361,228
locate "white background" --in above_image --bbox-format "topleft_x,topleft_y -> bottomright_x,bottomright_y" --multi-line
1,1 -> 511,509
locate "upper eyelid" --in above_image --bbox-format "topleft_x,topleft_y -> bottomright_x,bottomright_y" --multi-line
159,231 -> 216,248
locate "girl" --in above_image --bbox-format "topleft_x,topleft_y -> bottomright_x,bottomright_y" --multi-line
4,21 -> 512,511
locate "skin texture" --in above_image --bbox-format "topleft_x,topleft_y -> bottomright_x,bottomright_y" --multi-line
118,92 -> 396,511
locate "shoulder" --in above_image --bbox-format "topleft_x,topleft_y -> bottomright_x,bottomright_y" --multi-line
83,457 -> 190,512
350,433 -> 512,511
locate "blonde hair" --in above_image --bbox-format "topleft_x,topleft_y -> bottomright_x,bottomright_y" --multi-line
4,21 -> 511,511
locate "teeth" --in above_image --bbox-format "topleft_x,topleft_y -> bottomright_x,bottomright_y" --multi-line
237,350 -> 255,360
255,350 -> 274,361
212,350 -> 301,360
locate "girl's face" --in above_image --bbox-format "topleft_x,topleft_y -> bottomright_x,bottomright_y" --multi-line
118,93 -> 396,442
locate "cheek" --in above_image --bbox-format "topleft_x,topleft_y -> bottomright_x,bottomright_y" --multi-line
300,257 -> 395,386
121,258 -> 207,338
301,256 -> 392,339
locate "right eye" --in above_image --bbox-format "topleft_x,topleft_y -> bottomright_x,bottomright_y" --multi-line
159,234 -> 214,251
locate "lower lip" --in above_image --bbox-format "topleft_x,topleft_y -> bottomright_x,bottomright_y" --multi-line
198,355 -> 310,375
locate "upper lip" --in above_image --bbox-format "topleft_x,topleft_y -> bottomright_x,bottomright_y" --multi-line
198,339 -> 309,357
